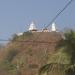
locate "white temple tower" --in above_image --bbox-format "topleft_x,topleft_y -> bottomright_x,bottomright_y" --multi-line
51,23 -> 57,32
29,22 -> 37,32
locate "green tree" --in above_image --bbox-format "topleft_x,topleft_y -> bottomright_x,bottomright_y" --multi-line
39,30 -> 75,75
39,49 -> 70,75
58,30 -> 75,64
5,49 -> 18,62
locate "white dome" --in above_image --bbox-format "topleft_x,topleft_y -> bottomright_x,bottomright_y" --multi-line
17,33 -> 23,36
51,23 -> 56,31
29,22 -> 37,31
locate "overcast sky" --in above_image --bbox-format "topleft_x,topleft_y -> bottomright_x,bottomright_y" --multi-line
0,0 -> 75,42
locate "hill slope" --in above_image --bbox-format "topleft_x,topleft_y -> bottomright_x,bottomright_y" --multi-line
0,31 -> 62,75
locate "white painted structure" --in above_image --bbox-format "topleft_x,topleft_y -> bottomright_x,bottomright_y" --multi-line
43,28 -> 49,32
51,23 -> 57,32
16,22 -> 58,35
17,33 -> 23,36
29,22 -> 37,31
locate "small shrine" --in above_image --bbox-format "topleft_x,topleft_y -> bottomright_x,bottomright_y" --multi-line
51,23 -> 57,32
29,22 -> 37,32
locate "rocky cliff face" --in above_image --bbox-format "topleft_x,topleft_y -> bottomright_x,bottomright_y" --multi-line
0,32 -> 62,75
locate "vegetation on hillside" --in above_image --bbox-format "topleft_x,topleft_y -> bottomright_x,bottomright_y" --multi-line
39,30 -> 75,75
0,30 -> 75,75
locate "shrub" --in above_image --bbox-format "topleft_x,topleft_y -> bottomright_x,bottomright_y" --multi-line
23,31 -> 33,37
6,49 -> 18,62
12,34 -> 18,41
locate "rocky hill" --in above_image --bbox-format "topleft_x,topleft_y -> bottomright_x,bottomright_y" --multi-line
0,31 -> 62,75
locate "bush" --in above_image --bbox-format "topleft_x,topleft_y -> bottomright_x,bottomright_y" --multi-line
23,31 -> 33,37
12,34 -> 18,41
5,49 -> 18,62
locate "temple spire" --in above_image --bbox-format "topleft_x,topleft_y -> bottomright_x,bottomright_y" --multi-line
51,23 -> 57,32
29,22 -> 37,31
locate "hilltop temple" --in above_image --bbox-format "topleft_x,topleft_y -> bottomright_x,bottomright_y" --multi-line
28,21 -> 57,32
28,22 -> 37,32
13,21 -> 62,75
17,21 -> 58,36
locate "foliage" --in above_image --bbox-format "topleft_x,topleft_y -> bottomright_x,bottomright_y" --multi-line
26,48 -> 33,56
39,64 -> 51,75
12,34 -> 18,41
48,48 -> 71,64
39,30 -> 75,75
39,49 -> 71,75
0,30 -> 75,75
5,49 -> 18,62
0,60 -> 17,75
0,49 -> 19,74
58,30 -> 75,64
39,63 -> 70,75
23,31 -> 33,38
65,64 -> 75,75
11,32 -> 33,42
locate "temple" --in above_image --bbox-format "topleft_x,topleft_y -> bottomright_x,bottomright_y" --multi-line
17,22 -> 58,36
28,22 -> 37,32
51,23 -> 57,32
28,22 -> 57,32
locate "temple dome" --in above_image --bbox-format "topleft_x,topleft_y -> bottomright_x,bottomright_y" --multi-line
51,23 -> 57,32
29,22 -> 37,31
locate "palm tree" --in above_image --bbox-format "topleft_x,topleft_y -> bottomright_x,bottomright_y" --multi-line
59,30 -> 75,64
58,30 -> 75,75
